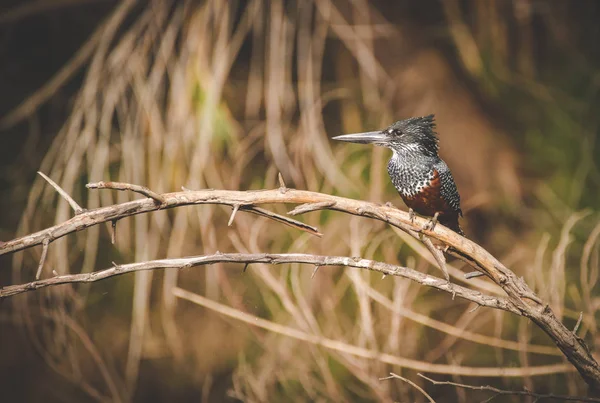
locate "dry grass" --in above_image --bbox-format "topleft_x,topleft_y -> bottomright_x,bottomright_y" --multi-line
5,0 -> 600,401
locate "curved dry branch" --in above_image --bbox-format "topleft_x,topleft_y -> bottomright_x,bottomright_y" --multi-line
0,253 -> 516,313
2,180 -> 599,389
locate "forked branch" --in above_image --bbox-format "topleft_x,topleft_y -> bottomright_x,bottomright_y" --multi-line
1,179 -> 599,390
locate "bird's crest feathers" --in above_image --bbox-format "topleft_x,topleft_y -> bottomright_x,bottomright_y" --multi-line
385,114 -> 439,156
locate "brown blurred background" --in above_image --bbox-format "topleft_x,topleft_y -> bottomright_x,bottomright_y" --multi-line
1,0 -> 599,401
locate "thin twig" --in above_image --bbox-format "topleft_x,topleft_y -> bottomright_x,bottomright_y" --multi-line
86,181 -> 165,204
243,206 -> 321,237
380,373 -> 436,403
35,238 -> 50,280
38,171 -> 84,214
421,237 -> 450,281
418,373 -> 600,402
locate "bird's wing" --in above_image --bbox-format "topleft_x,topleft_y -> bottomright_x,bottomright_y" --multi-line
437,162 -> 462,216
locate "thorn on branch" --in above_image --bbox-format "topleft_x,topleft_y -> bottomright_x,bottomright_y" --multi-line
228,204 -> 240,226
465,271 -> 485,279
449,283 -> 456,300
573,312 -> 583,335
278,172 -> 286,191
243,263 -> 249,273
111,220 -> 118,244
311,265 -> 320,279
35,238 -> 50,280
87,181 -> 166,205
38,171 -> 85,215
288,201 -> 335,216
468,303 -> 482,313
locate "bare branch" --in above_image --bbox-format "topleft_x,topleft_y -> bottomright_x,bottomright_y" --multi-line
38,171 -> 84,214
86,181 -> 165,204
0,253 -> 514,312
418,373 -> 600,402
380,373 -> 436,403
1,184 -> 599,389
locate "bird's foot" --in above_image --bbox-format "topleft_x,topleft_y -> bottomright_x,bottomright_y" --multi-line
423,212 -> 439,231
434,243 -> 449,252
408,208 -> 416,224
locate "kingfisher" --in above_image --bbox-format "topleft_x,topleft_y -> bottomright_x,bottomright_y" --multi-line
333,114 -> 464,235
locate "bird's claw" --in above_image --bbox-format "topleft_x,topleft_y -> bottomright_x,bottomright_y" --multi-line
408,208 -> 416,223
423,212 -> 439,231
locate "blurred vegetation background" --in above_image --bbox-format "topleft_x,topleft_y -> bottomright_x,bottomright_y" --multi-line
1,0 -> 599,401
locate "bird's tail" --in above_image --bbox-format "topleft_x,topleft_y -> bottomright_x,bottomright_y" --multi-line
440,216 -> 464,237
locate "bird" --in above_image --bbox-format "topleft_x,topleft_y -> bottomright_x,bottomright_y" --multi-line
333,114 -> 464,235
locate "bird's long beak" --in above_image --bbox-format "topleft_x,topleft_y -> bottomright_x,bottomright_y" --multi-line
332,131 -> 386,145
